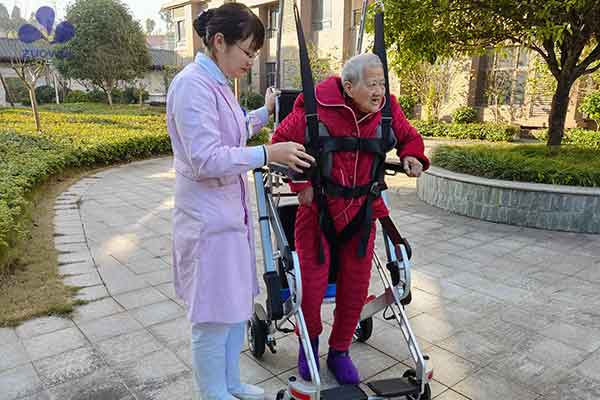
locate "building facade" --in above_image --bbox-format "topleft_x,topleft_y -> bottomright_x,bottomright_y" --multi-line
160,0 -> 593,129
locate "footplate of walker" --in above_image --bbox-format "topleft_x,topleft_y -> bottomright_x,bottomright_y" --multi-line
320,385 -> 368,400
367,378 -> 420,398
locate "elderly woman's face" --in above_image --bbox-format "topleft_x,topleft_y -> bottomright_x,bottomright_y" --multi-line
344,65 -> 385,114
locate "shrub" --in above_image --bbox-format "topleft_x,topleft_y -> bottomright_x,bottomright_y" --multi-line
240,91 -> 265,111
34,85 -> 57,105
85,88 -> 107,103
397,95 -> 416,119
0,106 -> 170,274
432,144 -> 600,187
531,128 -> 600,150
64,90 -> 88,103
247,127 -> 270,147
411,120 -> 518,142
452,106 -> 478,124
579,91 -> 600,130
4,78 -> 30,105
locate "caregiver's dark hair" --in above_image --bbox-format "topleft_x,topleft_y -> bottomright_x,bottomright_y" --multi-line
193,3 -> 265,52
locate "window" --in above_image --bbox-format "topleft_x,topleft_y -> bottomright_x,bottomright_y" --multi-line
479,47 -> 529,106
266,62 -> 276,88
267,6 -> 279,38
351,8 -> 361,29
312,0 -> 331,31
176,20 -> 186,44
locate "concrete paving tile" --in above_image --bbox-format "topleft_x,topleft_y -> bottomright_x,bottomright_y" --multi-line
47,367 -> 132,400
129,300 -> 185,327
0,328 -> 18,346
78,312 -> 144,342
139,269 -> 173,286
96,329 -> 163,366
575,350 -> 600,381
0,364 -> 44,400
63,271 -> 102,288
15,316 -> 74,339
75,285 -> 109,302
539,371 -> 600,400
33,346 -> 106,387
113,287 -> 169,310
22,328 -> 87,361
72,297 -> 125,323
452,366 -> 538,400
148,317 -> 190,349
115,348 -> 189,391
540,321 -> 600,354
0,341 -> 30,373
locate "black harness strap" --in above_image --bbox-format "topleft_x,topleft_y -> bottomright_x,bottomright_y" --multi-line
292,3 -> 397,270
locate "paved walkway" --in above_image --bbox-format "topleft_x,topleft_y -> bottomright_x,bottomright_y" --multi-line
1,156 -> 600,400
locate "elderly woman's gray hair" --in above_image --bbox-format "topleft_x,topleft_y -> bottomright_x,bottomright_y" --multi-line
341,53 -> 383,85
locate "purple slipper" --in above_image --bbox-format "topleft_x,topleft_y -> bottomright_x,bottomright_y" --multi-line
327,349 -> 360,385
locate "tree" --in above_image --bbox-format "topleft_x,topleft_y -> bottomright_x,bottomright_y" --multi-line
384,0 -> 600,151
0,4 -> 10,31
145,18 -> 156,35
290,44 -> 341,88
54,0 -> 151,106
4,40 -> 48,129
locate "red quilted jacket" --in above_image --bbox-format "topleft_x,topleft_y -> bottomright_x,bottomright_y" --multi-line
272,76 -> 430,231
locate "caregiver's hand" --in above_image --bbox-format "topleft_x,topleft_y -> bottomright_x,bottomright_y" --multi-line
266,142 -> 315,173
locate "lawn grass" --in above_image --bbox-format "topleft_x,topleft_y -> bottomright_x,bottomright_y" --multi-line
0,103 -> 169,326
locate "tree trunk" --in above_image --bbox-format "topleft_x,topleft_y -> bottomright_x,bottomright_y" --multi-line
0,72 -> 15,107
547,74 -> 575,151
29,87 -> 41,131
107,90 -> 113,106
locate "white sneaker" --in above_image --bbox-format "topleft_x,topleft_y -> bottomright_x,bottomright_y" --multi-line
229,383 -> 265,400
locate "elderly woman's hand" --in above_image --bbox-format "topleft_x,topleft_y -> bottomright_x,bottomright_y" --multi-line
403,156 -> 423,177
264,86 -> 281,115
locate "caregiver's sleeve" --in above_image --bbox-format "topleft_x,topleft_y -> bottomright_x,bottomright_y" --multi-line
172,77 -> 265,178
248,106 -> 269,137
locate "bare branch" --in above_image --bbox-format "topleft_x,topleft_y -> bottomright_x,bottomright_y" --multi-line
576,42 -> 600,76
583,62 -> 600,76
542,39 -> 561,79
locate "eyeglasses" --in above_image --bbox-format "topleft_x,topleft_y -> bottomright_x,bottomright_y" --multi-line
235,43 -> 259,59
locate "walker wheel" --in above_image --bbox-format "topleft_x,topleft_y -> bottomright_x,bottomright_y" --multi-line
248,314 -> 267,359
354,317 -> 373,342
404,369 -> 431,400
275,389 -> 286,400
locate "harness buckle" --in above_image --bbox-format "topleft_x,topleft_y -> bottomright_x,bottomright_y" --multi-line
369,182 -> 382,196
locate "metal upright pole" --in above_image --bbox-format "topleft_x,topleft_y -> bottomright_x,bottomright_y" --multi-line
275,0 -> 285,88
355,0 -> 368,55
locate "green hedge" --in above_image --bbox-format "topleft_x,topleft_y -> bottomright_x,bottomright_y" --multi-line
0,106 -> 171,273
432,144 -> 600,187
531,128 -> 600,150
412,120 -> 518,142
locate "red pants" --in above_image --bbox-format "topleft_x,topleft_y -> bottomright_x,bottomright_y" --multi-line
294,205 -> 376,352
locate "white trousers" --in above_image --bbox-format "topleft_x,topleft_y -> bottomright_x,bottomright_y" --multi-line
191,321 -> 246,400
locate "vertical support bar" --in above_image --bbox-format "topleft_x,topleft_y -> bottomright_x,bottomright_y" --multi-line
355,0 -> 368,55
275,0 -> 285,88
253,169 -> 276,273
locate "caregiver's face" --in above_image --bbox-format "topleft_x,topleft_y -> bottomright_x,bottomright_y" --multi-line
214,34 -> 258,79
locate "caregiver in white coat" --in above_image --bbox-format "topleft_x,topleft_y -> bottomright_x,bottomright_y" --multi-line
166,4 -> 314,400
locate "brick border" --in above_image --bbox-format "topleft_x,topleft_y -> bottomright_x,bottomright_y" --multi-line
417,167 -> 600,233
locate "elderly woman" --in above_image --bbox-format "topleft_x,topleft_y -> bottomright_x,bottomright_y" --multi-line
271,53 -> 430,385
